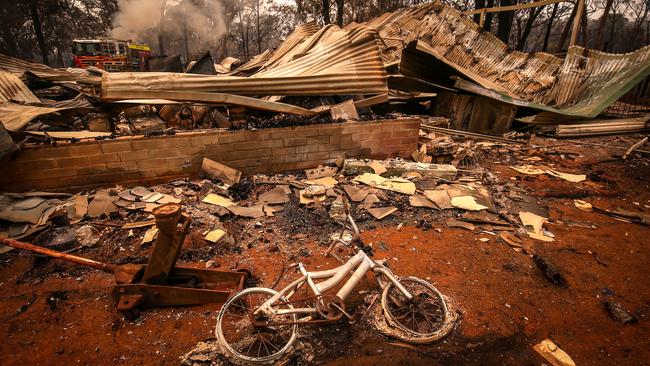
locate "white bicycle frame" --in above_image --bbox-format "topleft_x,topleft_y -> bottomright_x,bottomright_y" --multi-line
255,250 -> 413,318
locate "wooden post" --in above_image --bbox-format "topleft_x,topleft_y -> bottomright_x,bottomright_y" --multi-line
480,10 -> 486,27
569,0 -> 585,47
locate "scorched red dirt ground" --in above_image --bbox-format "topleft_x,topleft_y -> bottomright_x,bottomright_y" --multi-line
0,137 -> 649,365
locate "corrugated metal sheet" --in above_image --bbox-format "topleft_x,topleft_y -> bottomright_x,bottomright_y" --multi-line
0,54 -> 100,85
102,27 -> 388,99
0,68 -> 40,103
230,22 -> 320,76
0,96 -> 92,131
399,3 -> 650,117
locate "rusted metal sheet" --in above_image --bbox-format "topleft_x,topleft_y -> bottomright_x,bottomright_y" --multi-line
0,68 -> 40,103
555,117 -> 650,137
230,22 -> 320,76
102,27 -> 388,99
0,96 -> 92,131
187,51 -> 217,75
0,54 -> 100,85
0,122 -> 16,159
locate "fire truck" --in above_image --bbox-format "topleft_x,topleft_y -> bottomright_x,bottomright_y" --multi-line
72,39 -> 153,71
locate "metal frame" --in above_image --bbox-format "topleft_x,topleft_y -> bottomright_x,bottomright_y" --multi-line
254,250 -> 412,320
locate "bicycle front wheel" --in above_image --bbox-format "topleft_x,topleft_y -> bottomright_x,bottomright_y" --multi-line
216,287 -> 298,364
381,276 -> 449,339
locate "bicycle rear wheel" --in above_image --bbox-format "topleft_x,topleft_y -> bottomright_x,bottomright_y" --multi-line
381,276 -> 450,340
216,287 -> 298,364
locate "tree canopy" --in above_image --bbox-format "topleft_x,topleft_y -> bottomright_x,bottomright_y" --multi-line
1,0 -> 648,67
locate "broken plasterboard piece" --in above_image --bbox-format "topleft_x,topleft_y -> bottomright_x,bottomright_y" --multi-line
227,205 -> 265,218
446,218 -> 475,231
205,229 -> 226,243
142,192 -> 164,203
303,176 -> 338,188
131,186 -> 153,197
367,206 -> 398,220
330,99 -> 359,121
299,190 -> 327,205
200,158 -> 242,185
258,187 -> 290,205
532,339 -> 576,366
305,165 -> 337,179
360,193 -> 380,210
202,193 -> 235,207
546,169 -> 586,183
157,194 -> 181,204
302,185 -> 327,197
409,194 -> 437,209
342,185 -> 370,202
369,160 -> 387,175
353,173 -> 416,195
511,165 -> 586,183
118,190 -> 137,202
88,190 -> 118,218
142,227 -> 159,244
451,196 -> 488,211
423,189 -> 452,209
519,211 -> 554,242
510,165 -> 546,175
263,204 -> 285,217
68,194 -> 88,223
574,199 -> 592,211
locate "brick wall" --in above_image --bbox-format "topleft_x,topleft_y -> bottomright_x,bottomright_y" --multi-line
1,118 -> 420,192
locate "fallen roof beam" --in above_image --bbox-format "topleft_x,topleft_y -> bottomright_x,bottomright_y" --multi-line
420,124 -> 525,144
103,90 -> 317,116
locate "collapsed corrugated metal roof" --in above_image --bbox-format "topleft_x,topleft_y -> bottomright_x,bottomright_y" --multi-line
101,26 -> 388,99
96,2 -> 648,118
0,68 -> 40,103
0,54 -> 100,85
0,95 -> 92,131
187,51 -> 217,75
393,3 -> 650,117
230,22 -> 320,76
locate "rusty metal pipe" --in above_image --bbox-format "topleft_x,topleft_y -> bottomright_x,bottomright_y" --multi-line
0,237 -> 116,273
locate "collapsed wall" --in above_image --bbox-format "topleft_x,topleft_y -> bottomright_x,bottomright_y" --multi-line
1,118 -> 420,192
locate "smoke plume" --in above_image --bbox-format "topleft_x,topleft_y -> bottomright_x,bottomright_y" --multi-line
110,0 -> 227,56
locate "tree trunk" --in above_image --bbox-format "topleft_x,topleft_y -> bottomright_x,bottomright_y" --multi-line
473,0 -> 486,25
542,3 -> 558,52
606,9 -> 617,52
631,6 -> 649,49
256,0 -> 261,54
0,11 -> 19,57
296,0 -> 306,22
595,0 -> 614,50
29,4 -> 48,65
556,1 -> 579,52
322,0 -> 331,25
158,1 -> 166,56
183,16 -> 189,60
580,2 -> 588,48
484,0 -> 495,31
335,0 -> 344,27
516,5 -> 545,51
496,0 -> 515,44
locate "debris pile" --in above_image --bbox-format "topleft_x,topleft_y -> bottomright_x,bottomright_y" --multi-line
1,3 -> 649,159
